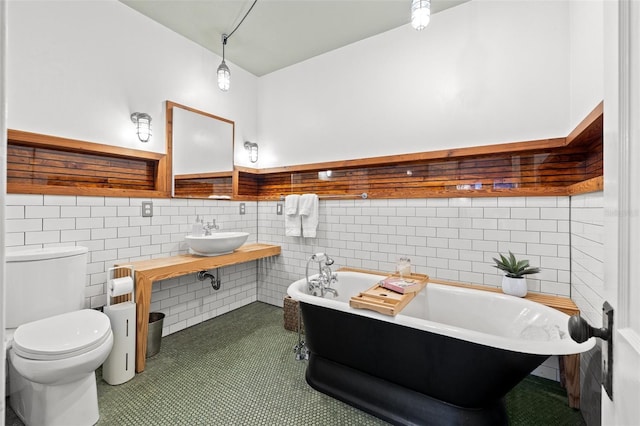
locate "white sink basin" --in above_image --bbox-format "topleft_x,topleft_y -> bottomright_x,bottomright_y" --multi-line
185,232 -> 249,256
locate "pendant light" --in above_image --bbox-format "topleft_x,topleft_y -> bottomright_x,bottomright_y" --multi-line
217,34 -> 230,91
216,0 -> 258,92
411,0 -> 431,31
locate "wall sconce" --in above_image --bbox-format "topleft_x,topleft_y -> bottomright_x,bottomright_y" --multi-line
131,112 -> 152,142
318,170 -> 332,180
244,141 -> 258,163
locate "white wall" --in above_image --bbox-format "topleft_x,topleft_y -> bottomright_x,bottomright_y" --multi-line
569,0 -> 604,129
1,0 -> 7,420
7,0 -> 603,171
7,0 -> 258,167
257,0 -> 570,168
9,0 -> 598,171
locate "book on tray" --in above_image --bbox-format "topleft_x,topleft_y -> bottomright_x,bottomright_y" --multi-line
379,276 -> 422,294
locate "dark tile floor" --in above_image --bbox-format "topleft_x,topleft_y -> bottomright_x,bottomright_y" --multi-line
6,302 -> 586,425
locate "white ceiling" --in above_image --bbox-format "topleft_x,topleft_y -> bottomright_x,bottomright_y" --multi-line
119,0 -> 469,76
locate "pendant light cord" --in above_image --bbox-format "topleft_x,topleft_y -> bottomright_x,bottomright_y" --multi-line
226,0 -> 258,42
217,0 -> 257,91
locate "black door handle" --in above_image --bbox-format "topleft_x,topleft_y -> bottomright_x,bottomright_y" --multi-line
567,302 -> 614,400
568,314 -> 611,343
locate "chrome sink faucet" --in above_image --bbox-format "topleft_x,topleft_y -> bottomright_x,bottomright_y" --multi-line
203,219 -> 219,235
306,253 -> 338,297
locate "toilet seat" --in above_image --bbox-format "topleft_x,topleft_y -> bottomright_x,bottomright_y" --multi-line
12,309 -> 112,361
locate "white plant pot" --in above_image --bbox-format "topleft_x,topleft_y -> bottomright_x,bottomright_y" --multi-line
501,276 -> 528,297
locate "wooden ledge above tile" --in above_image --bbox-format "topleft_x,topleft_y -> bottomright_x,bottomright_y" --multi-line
235,102 -> 603,200
7,129 -> 171,198
7,102 -> 602,201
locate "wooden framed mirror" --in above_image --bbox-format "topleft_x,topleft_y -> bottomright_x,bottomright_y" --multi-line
167,101 -> 235,198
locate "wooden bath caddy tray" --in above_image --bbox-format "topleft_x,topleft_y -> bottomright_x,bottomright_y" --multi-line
349,273 -> 429,316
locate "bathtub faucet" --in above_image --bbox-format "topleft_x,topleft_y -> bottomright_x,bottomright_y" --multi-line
305,253 -> 338,298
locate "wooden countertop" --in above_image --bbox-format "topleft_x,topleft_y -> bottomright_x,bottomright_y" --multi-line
427,278 -> 579,316
126,243 -> 281,280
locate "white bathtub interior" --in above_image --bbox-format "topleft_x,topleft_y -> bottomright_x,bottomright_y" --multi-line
288,271 -> 595,357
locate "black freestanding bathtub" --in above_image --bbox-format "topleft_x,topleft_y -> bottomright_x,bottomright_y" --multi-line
288,271 -> 594,426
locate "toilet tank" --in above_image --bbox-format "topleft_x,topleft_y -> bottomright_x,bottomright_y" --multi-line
6,246 -> 89,329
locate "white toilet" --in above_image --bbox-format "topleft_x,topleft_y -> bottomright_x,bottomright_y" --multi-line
5,246 -> 114,426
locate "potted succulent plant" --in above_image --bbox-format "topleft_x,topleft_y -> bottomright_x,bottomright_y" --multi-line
492,251 -> 540,297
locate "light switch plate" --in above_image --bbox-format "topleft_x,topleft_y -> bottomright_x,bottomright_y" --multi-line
141,201 -> 153,217
276,203 -> 283,215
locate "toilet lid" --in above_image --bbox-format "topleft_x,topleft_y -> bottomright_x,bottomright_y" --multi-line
12,309 -> 112,361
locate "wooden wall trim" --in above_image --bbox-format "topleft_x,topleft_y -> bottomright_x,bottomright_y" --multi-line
234,102 -> 604,200
7,129 -> 171,198
173,175 -> 232,198
166,101 -> 235,125
7,103 -> 603,200
566,176 -> 603,195
161,101 -> 174,194
240,137 -> 569,175
174,171 -> 233,180
565,101 -> 604,147
7,184 -> 168,198
8,129 -> 164,160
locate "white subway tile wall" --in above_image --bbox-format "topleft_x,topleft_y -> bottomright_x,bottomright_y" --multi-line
531,356 -> 561,382
570,192 -> 605,327
256,196 -> 577,383
5,194 -> 259,337
257,196 -> 572,307
570,192 -> 604,415
149,262 -> 258,336
6,192 -> 605,384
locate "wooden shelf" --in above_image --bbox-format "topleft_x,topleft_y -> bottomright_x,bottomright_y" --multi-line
174,172 -> 233,199
426,278 -> 579,316
7,129 -> 171,197
119,243 -> 281,373
340,266 -> 579,315
8,103 -> 602,200
235,102 -> 604,200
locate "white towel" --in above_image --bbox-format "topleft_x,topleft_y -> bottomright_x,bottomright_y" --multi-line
284,194 -> 299,215
284,194 -> 301,237
299,193 -> 319,238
